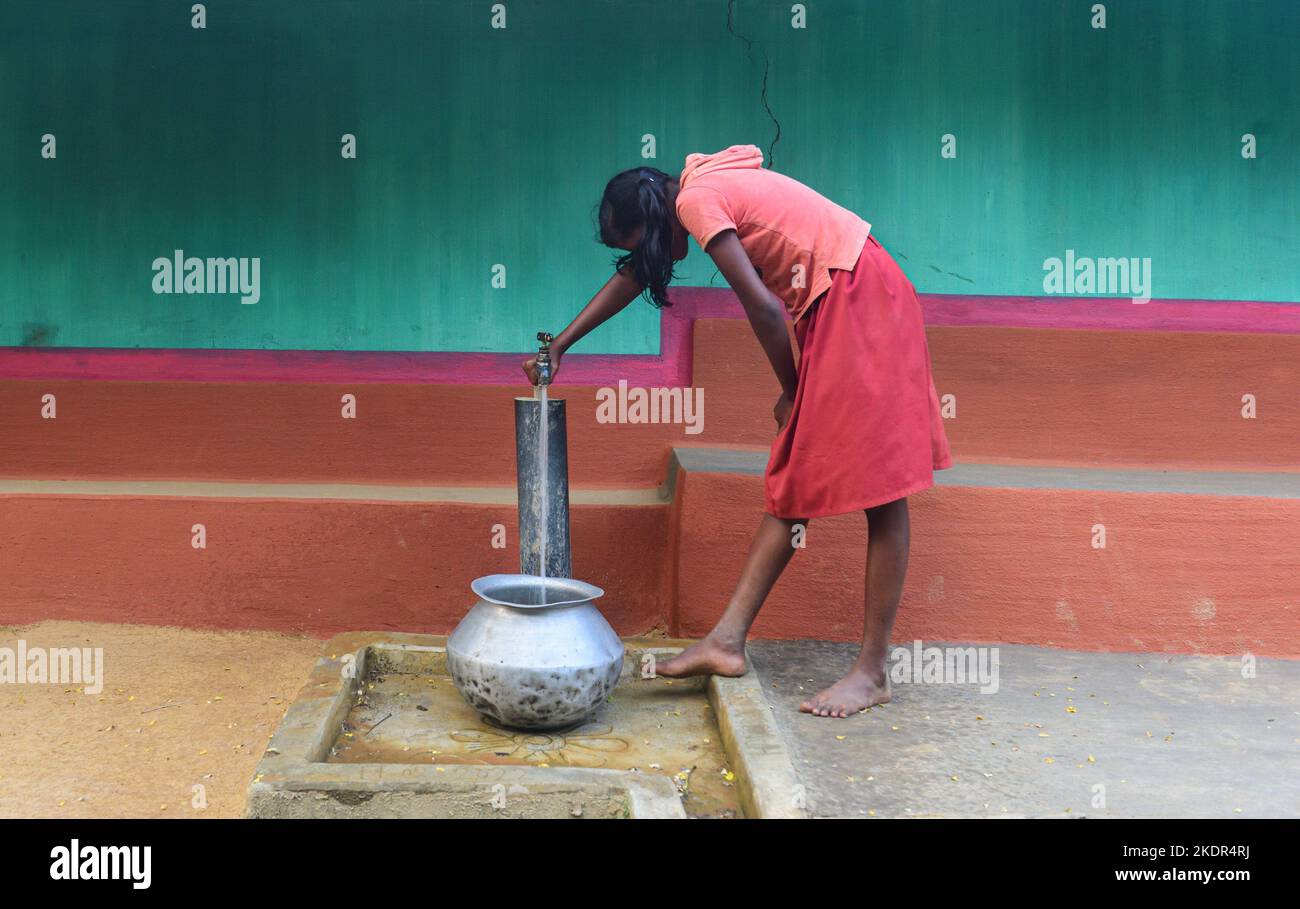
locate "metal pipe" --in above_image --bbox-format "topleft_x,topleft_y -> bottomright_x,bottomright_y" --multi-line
514,396 -> 571,579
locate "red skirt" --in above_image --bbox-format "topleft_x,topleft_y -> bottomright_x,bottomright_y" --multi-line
765,234 -> 953,519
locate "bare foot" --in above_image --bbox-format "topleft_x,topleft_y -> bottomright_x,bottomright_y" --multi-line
799,668 -> 890,718
653,636 -> 746,679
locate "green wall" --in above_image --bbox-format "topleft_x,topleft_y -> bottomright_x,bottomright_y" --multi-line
1,0 -> 1295,354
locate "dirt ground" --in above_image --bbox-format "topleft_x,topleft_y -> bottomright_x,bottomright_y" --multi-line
0,621 -> 320,818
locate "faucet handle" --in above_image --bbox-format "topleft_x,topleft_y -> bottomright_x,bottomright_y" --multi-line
535,332 -> 554,386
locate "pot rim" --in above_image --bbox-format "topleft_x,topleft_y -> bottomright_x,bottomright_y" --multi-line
470,573 -> 605,609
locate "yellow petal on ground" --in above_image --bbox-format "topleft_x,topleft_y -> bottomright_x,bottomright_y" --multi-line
836,735 -> 845,741
1087,755 -> 1096,763
950,775 -> 959,781
1066,706 -> 1077,714
1044,757 -> 1055,763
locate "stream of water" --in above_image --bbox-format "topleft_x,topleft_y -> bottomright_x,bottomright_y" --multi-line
535,384 -> 549,605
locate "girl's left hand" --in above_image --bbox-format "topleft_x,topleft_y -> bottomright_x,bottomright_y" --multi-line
773,393 -> 793,432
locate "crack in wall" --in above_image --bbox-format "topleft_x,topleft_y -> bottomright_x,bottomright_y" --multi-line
927,264 -> 976,285
726,0 -> 782,170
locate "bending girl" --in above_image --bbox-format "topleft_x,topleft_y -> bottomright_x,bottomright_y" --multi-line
524,145 -> 952,718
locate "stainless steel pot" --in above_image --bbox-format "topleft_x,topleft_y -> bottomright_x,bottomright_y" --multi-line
447,574 -> 625,730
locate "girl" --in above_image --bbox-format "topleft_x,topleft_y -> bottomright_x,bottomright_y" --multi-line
524,145 -> 952,718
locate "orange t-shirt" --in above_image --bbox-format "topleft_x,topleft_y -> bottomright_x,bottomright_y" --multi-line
674,145 -> 871,321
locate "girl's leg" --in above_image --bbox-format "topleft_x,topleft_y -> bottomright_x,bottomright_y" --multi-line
655,513 -> 805,678
801,496 -> 910,717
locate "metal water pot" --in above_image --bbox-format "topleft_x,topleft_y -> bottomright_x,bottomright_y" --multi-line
447,574 -> 625,730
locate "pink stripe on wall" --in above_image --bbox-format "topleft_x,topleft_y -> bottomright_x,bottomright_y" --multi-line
1,291 -> 1296,385
921,295 -> 1300,334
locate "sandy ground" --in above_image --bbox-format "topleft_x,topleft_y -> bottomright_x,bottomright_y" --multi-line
0,621 -> 319,818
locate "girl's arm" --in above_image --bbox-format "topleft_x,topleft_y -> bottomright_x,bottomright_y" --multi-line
705,229 -> 799,399
522,267 -> 643,385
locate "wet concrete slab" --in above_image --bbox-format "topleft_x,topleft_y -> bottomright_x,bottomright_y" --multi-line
249,632 -> 803,818
748,639 -> 1300,818
328,640 -> 739,817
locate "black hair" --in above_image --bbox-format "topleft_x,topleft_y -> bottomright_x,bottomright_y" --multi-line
597,166 -> 676,308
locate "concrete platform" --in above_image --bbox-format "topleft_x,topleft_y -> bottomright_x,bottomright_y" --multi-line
247,632 -> 803,819
748,640 -> 1300,818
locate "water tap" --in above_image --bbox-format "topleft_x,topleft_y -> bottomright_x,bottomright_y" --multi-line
535,331 -> 554,386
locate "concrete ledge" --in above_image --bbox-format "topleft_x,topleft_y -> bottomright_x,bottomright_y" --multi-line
7,456 -> 1299,503
671,447 -> 1300,498
0,478 -> 667,506
710,668 -> 807,819
247,634 -> 690,819
248,633 -> 808,818
3,451 -> 1296,654
669,451 -> 1300,657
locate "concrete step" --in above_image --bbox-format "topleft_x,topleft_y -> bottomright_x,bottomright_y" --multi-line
667,447 -> 1299,658
0,479 -> 672,637
2,451 -> 1295,656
